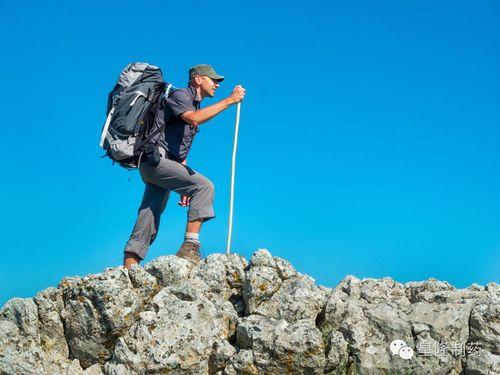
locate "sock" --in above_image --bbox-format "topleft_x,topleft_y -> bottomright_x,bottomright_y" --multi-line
184,232 -> 200,244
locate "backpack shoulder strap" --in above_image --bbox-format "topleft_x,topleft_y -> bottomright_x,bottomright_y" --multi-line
134,84 -> 176,151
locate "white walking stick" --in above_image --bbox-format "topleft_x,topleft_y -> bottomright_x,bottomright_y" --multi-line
226,102 -> 241,254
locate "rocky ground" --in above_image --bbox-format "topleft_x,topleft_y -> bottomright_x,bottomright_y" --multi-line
0,249 -> 498,375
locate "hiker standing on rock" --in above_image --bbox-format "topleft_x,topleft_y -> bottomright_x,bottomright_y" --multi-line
123,64 -> 245,268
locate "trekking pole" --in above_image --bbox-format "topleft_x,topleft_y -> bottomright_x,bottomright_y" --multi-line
226,101 -> 241,255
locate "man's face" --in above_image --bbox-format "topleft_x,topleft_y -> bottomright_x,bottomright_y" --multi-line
199,76 -> 220,98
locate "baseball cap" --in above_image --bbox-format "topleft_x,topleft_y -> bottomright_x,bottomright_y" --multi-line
189,64 -> 225,82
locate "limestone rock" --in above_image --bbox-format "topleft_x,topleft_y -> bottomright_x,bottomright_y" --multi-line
223,349 -> 258,375
243,249 -> 326,323
252,275 -> 326,322
83,364 -> 104,375
466,298 -> 500,375
1,249 -> 498,375
209,337 -> 237,374
236,315 -> 326,374
104,282 -> 232,374
0,297 -> 85,375
60,267 -> 143,368
34,288 -> 69,358
143,255 -> 193,287
324,330 -> 349,372
0,299 -> 45,375
323,275 -> 498,375
191,253 -> 247,294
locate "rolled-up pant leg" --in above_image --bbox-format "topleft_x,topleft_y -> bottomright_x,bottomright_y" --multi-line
124,158 -> 215,260
124,183 -> 169,260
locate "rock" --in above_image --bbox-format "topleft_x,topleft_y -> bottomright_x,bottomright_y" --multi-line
126,264 -> 161,302
252,274 -> 326,322
223,349 -> 258,375
324,330 -> 349,372
274,257 -> 298,280
0,297 -> 86,375
83,364 -> 104,375
236,315 -> 325,374
0,249 -> 498,374
1,297 -> 40,338
249,248 -> 276,268
243,264 -> 282,314
466,300 -> 500,375
105,281 -> 235,374
243,249 -> 326,323
34,288 -> 80,374
209,337 -> 237,374
191,253 -> 248,296
0,316 -> 45,375
0,298 -> 42,374
34,288 -> 68,356
143,255 -> 193,287
323,275 -> 497,375
60,267 -> 143,368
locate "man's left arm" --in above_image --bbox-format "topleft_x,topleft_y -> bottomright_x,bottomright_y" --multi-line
181,85 -> 246,126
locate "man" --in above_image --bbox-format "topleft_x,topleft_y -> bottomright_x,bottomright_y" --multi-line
123,64 -> 246,268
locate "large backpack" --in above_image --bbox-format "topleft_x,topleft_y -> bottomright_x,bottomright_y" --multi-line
99,62 -> 174,168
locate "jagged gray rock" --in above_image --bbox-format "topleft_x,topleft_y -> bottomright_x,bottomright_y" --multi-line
223,349 -> 258,375
59,267 -> 144,368
0,297 -> 85,375
466,291 -> 500,375
105,282 -> 232,374
322,276 -> 500,375
244,249 -> 326,323
236,314 -> 326,374
0,249 -> 498,375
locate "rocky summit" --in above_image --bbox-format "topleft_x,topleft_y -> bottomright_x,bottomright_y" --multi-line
0,249 -> 498,375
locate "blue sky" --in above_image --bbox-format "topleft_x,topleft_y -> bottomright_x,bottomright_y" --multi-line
0,0 -> 499,307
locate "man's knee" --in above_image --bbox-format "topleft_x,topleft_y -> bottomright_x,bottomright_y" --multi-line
199,178 -> 215,196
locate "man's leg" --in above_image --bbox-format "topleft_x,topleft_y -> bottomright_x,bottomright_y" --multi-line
140,159 -> 215,263
186,220 -> 202,233
123,183 -> 169,268
175,175 -> 214,263
124,252 -> 142,268
175,219 -> 204,263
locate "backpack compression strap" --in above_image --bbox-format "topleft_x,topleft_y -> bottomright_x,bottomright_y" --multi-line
99,107 -> 115,148
134,84 -> 175,152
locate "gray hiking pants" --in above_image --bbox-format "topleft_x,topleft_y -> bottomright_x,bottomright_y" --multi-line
124,156 -> 215,260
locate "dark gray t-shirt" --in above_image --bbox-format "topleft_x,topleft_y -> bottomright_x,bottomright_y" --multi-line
155,85 -> 200,162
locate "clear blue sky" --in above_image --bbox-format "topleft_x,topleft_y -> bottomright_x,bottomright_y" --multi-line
1,1 -> 499,307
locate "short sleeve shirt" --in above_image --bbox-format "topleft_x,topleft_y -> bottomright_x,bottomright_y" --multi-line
155,85 -> 200,162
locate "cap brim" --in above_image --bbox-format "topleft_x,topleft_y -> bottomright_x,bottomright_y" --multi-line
209,74 -> 224,82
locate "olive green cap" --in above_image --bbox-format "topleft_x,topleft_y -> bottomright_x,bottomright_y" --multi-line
189,64 -> 225,82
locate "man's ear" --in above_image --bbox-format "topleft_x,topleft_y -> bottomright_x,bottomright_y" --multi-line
194,76 -> 202,85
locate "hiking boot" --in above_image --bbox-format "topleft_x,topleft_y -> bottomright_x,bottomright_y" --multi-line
175,241 -> 202,264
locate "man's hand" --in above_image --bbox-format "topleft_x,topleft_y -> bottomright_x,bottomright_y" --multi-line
229,85 -> 246,104
178,195 -> 191,207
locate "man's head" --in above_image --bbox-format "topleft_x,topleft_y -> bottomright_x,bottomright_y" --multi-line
189,64 -> 224,99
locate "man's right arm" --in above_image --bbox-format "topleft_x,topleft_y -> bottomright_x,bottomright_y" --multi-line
181,86 -> 245,126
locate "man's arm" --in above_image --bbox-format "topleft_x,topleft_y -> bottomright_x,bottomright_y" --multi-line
181,86 -> 245,126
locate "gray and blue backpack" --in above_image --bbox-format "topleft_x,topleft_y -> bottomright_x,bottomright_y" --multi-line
99,62 -> 174,168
